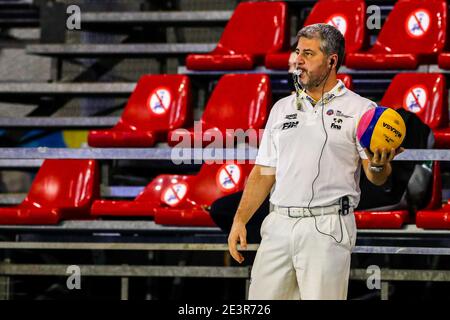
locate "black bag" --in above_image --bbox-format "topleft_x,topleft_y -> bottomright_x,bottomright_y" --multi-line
210,191 -> 270,243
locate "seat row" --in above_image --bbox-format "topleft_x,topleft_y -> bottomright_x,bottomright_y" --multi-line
86,73 -> 450,149
87,73 -> 352,148
0,159 -> 251,227
0,159 -> 448,230
189,0 -> 450,71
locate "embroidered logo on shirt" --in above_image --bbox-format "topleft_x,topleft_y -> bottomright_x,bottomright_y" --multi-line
285,113 -> 298,120
335,110 -> 353,118
331,118 -> 343,130
282,121 -> 299,130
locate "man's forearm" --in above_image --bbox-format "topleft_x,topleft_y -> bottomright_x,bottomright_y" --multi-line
234,165 -> 276,225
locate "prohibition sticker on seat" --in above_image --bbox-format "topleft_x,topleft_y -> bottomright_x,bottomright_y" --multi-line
327,15 -> 347,36
406,9 -> 430,38
148,87 -> 171,115
161,182 -> 188,207
216,164 -> 242,192
403,85 -> 428,113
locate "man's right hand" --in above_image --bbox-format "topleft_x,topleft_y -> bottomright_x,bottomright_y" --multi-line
228,220 -> 248,264
226,165 -> 275,264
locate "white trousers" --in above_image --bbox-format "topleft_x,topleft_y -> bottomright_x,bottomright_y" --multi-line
248,208 -> 357,300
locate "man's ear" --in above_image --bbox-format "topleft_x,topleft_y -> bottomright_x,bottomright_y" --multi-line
329,54 -> 338,69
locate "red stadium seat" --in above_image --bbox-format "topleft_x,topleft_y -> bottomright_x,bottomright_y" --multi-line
379,73 -> 449,147
346,0 -> 447,69
0,160 -> 99,225
168,74 -> 271,147
303,0 -> 366,54
265,0 -> 366,70
417,201 -> 450,229
91,175 -> 192,217
355,210 -> 410,229
415,163 -> 449,229
88,75 -> 191,147
432,130 -> 450,148
438,52 -> 450,69
355,74 -> 446,229
186,2 -> 287,70
356,162 -> 441,229
338,74 -> 353,90
264,52 -> 291,70
154,162 -> 254,226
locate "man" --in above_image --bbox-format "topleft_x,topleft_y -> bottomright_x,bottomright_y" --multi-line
228,23 -> 402,300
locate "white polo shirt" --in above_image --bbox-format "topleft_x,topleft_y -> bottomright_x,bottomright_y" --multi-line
256,80 -> 376,208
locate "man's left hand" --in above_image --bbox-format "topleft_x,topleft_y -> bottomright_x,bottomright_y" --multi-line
364,147 -> 405,169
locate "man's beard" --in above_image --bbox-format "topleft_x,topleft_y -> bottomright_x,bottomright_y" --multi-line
300,69 -> 327,91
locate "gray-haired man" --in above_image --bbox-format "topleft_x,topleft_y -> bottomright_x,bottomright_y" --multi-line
228,23 -> 401,299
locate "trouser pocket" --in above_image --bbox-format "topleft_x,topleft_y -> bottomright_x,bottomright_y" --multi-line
315,213 -> 355,251
341,211 -> 357,250
259,211 -> 274,238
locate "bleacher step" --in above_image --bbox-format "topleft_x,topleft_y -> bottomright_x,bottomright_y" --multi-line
26,43 -> 216,57
81,11 -> 232,25
0,117 -> 119,127
0,82 -> 136,95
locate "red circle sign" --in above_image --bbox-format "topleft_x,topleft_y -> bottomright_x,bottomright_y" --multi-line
327,15 -> 347,36
216,164 -> 242,192
403,85 -> 428,114
147,87 -> 171,115
161,182 -> 188,207
405,9 -> 430,38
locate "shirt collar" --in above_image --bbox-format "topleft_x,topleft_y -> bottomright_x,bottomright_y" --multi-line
296,79 -> 347,111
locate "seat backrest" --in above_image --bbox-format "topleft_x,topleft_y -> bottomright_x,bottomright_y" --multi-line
304,0 -> 366,53
187,162 -> 254,207
380,73 -> 447,129
157,162 -> 253,209
371,0 -> 446,55
215,1 -> 287,56
426,161 -> 442,210
135,174 -> 192,207
117,75 -> 191,132
23,159 -> 99,210
337,74 -> 353,90
201,74 -> 271,131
